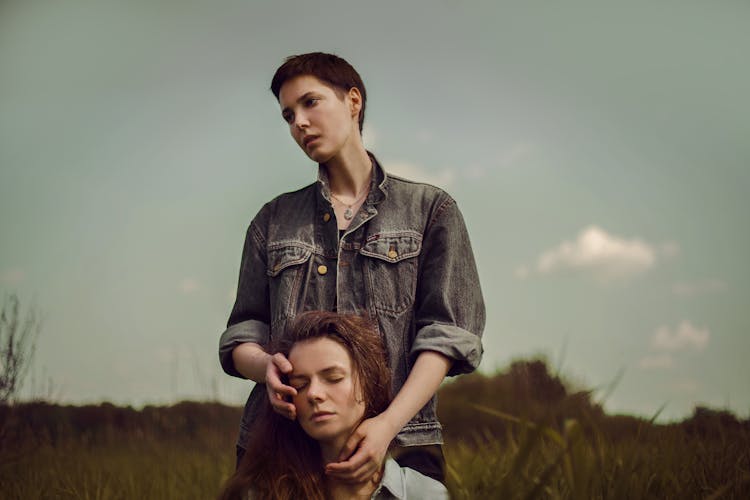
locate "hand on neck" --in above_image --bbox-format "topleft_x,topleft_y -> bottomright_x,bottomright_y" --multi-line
320,436 -> 381,499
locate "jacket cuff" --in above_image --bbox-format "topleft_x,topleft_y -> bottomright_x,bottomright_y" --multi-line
219,319 -> 270,378
410,323 -> 483,376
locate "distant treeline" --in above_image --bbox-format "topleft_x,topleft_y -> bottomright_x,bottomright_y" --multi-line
2,358 -> 747,445
439,358 -> 749,442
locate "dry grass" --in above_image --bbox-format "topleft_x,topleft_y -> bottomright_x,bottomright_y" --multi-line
2,360 -> 749,499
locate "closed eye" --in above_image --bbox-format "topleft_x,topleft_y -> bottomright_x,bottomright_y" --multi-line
289,377 -> 308,390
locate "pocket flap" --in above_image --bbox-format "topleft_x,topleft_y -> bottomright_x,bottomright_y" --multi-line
267,244 -> 312,276
360,231 -> 422,263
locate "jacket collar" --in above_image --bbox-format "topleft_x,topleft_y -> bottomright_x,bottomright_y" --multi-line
316,150 -> 388,207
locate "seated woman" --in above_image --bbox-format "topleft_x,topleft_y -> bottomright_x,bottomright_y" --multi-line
219,311 -> 448,500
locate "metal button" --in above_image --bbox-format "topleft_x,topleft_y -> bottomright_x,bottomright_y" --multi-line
323,213 -> 331,222
387,249 -> 398,259
317,265 -> 328,275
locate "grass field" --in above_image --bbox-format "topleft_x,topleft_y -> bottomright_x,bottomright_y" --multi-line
2,360 -> 748,499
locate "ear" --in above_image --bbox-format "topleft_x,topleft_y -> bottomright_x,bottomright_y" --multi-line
347,87 -> 362,120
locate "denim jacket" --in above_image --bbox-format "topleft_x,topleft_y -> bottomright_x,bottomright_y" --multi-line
219,153 -> 485,448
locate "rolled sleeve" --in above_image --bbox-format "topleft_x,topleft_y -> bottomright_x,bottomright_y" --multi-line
218,319 -> 270,378
219,216 -> 271,378
410,322 -> 483,376
413,196 -> 486,377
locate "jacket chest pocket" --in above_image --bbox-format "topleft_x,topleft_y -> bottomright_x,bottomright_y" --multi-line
267,243 -> 312,322
360,231 -> 422,315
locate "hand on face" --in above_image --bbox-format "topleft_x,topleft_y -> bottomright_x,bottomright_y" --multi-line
265,352 -> 297,419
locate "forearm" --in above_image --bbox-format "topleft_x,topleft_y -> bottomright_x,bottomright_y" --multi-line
381,350 -> 452,434
231,342 -> 271,382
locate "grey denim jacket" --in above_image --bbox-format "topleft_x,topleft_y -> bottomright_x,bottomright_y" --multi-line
219,153 -> 486,448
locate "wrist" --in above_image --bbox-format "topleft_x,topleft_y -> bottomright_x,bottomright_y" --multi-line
378,409 -> 405,438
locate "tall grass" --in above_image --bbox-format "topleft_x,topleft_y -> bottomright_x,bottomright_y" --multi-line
444,404 -> 750,499
2,360 -> 749,498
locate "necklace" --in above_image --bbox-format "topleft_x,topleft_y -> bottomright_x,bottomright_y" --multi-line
330,179 -> 371,221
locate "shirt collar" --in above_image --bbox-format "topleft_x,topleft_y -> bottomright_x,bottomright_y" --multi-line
372,456 -> 405,499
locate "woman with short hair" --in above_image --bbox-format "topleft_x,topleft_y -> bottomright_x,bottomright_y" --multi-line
220,52 -> 485,484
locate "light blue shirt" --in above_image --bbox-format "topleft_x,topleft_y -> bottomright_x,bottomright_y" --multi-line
245,457 -> 448,499
371,457 -> 449,499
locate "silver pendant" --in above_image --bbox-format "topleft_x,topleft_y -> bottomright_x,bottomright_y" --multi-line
344,208 -> 354,220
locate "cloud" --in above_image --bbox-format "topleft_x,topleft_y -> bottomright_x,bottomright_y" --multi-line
383,161 -> 454,189
672,279 -> 727,297
659,241 -> 681,258
0,268 -> 25,285
651,321 -> 710,352
639,354 -> 674,370
535,226 -> 657,281
178,278 -> 200,294
496,142 -> 533,168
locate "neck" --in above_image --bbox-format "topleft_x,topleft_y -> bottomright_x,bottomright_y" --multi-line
322,135 -> 372,198
320,436 -> 346,465
321,439 -> 380,500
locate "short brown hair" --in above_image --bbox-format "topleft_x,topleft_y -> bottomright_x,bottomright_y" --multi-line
270,52 -> 367,133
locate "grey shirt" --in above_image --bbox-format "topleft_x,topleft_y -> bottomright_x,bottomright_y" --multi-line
220,153 -> 486,448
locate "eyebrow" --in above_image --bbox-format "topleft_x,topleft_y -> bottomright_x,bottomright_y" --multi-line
281,91 -> 319,115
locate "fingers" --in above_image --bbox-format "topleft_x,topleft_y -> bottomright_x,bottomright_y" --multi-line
266,353 -> 296,419
326,448 -> 379,483
270,393 -> 296,419
270,352 -> 293,374
327,429 -> 377,482
337,429 -> 364,462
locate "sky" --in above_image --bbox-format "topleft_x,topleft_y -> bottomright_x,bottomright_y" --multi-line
1,0 -> 748,421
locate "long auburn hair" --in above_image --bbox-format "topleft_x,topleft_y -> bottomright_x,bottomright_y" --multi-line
218,311 -> 392,500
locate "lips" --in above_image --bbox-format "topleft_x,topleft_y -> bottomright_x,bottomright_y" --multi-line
311,411 -> 335,422
303,135 -> 320,147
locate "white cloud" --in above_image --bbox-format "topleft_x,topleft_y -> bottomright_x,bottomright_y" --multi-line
0,268 -> 25,285
179,277 -> 200,294
496,142 -> 533,167
651,321 -> 710,352
672,279 -> 727,297
535,226 -> 657,281
659,241 -> 681,258
639,354 -> 674,370
383,161 -> 454,189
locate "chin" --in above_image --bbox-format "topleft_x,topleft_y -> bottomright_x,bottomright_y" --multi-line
305,149 -> 334,164
303,425 -> 342,443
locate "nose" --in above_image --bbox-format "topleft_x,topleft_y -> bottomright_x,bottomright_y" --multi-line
293,111 -> 310,130
306,378 -> 325,403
